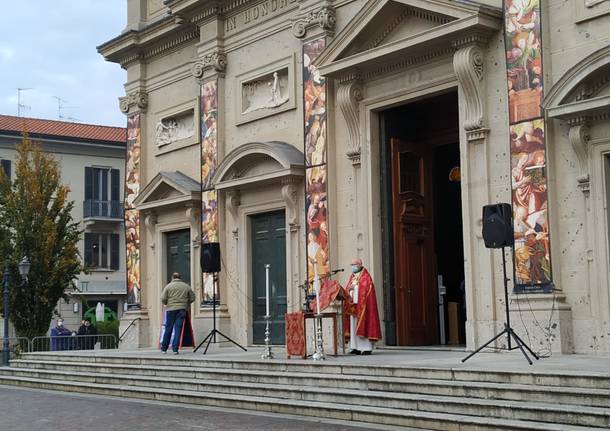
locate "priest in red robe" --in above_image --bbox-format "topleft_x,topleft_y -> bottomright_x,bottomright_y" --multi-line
344,258 -> 382,355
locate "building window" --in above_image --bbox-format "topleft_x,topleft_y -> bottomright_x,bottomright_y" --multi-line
1,159 -> 11,179
84,166 -> 121,218
84,233 -> 119,269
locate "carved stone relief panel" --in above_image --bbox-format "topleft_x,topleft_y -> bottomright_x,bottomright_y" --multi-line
155,110 -> 195,147
242,68 -> 289,114
235,55 -> 296,125
154,101 -> 198,156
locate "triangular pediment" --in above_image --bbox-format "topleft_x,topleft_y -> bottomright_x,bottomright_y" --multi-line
315,0 -> 501,78
133,171 -> 200,210
336,1 -> 455,60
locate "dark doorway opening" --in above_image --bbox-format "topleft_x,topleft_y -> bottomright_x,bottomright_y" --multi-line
380,91 -> 465,346
250,210 -> 287,345
166,229 -> 191,284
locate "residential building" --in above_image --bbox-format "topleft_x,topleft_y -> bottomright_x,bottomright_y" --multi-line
0,115 -> 127,330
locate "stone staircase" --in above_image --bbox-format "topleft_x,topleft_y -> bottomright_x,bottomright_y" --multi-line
1,352 -> 609,430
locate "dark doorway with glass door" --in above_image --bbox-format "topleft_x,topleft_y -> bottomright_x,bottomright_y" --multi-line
380,91 -> 466,347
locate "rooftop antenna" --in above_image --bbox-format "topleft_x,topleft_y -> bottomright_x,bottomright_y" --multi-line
17,88 -> 32,116
53,96 -> 80,123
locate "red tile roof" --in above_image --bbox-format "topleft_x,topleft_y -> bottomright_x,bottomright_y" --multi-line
0,114 -> 126,144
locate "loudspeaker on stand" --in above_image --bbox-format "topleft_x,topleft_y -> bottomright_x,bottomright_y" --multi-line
482,203 -> 514,249
201,242 -> 221,273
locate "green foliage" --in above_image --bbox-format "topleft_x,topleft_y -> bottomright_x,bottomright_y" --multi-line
96,320 -> 120,349
0,134 -> 83,338
96,320 -> 119,338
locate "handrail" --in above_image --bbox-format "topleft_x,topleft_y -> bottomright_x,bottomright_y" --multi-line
119,317 -> 141,342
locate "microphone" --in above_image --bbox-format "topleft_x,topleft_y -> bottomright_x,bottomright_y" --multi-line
331,268 -> 344,274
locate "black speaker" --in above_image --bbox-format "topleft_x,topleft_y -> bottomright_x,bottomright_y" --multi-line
201,242 -> 221,273
482,203 -> 514,248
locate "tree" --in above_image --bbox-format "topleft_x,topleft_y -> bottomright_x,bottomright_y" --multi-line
0,134 -> 82,339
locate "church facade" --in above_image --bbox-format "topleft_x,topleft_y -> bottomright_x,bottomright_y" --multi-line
99,0 -> 610,354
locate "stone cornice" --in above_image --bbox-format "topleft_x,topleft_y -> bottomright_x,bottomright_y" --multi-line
360,46 -> 453,81
317,14 -> 499,80
543,45 -> 610,110
98,12 -> 199,67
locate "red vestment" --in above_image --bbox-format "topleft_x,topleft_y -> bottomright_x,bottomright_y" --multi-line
344,269 -> 382,341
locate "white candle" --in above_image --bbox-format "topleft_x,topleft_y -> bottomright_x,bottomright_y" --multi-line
313,260 -> 321,315
265,264 -> 270,317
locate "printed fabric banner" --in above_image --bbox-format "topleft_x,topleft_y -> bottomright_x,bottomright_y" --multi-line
303,37 -> 330,290
304,38 -> 328,167
201,80 -> 220,303
125,114 -> 141,307
504,0 -> 553,292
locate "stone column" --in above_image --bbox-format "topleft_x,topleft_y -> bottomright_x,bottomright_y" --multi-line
192,47 -> 233,343
453,40 -> 497,349
118,86 -> 150,348
281,179 -> 302,312
337,78 -> 365,256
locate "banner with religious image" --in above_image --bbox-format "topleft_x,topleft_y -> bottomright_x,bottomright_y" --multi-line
200,80 -> 220,303
504,0 -> 553,291
304,38 -> 327,167
125,114 -> 141,307
303,37 -> 330,288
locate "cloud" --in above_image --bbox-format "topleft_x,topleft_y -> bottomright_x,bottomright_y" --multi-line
0,45 -> 14,62
0,1 -> 126,126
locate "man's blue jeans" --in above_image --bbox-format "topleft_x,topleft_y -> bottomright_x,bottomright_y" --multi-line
161,309 -> 186,352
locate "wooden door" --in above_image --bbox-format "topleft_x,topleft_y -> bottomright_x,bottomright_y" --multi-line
251,211 -> 287,344
391,138 -> 438,345
166,229 -> 191,284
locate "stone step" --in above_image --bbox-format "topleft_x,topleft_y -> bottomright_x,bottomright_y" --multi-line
10,358 -> 610,408
2,367 -> 609,428
0,374 -> 599,431
17,352 -> 610,390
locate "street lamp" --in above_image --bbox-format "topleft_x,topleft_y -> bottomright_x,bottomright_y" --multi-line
18,257 -> 31,280
3,256 -> 30,366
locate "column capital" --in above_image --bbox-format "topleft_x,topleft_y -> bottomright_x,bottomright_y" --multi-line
292,5 -> 336,39
120,89 -> 148,115
192,50 -> 227,83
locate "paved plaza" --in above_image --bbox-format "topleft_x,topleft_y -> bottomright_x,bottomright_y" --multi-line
0,386 -> 402,431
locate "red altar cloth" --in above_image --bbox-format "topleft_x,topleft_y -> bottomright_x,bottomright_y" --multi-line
285,311 -> 306,357
308,279 -> 346,312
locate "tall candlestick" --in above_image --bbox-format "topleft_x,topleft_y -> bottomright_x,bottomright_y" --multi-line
265,264 -> 270,317
262,264 -> 273,359
313,260 -> 321,315
312,260 -> 325,361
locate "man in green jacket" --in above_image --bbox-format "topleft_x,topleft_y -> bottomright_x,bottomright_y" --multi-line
160,272 -> 195,354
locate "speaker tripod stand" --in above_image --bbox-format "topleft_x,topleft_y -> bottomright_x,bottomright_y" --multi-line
461,246 -> 539,365
194,273 -> 247,355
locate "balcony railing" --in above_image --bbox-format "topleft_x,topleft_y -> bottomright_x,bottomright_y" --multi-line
78,280 -> 126,294
83,200 -> 123,219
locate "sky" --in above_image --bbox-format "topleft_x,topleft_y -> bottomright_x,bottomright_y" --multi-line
0,1 -> 127,127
